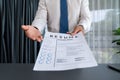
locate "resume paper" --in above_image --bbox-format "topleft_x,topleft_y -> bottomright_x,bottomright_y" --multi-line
33,32 -> 97,71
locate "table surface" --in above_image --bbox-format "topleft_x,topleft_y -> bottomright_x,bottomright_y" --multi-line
0,64 -> 120,80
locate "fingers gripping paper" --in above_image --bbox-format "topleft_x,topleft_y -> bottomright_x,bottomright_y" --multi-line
33,32 -> 97,71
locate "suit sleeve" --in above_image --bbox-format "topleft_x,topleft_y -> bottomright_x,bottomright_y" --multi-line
78,0 -> 91,33
32,0 -> 47,33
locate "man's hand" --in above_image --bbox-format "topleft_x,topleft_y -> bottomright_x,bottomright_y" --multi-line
67,25 -> 84,36
21,25 -> 43,42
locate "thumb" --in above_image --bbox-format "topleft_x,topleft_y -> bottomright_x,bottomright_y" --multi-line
36,36 -> 43,42
71,28 -> 80,36
72,29 -> 79,34
21,25 -> 29,31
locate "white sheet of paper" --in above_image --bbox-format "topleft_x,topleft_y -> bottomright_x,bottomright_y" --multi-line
33,32 -> 97,71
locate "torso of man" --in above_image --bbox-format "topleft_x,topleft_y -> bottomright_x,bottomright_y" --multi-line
32,0 -> 91,33
46,0 -> 82,32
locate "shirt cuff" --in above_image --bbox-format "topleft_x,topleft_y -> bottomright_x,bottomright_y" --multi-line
77,22 -> 90,33
32,22 -> 45,34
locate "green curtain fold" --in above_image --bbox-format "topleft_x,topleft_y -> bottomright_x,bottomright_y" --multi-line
0,0 -> 40,63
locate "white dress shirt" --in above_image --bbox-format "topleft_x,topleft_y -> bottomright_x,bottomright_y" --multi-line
32,0 -> 91,33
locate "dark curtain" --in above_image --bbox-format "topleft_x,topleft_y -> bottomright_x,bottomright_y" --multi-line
0,0 -> 40,63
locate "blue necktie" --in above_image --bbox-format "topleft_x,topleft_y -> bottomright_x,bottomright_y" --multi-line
60,0 -> 68,33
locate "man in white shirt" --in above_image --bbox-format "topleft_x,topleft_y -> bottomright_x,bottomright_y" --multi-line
22,0 -> 91,42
